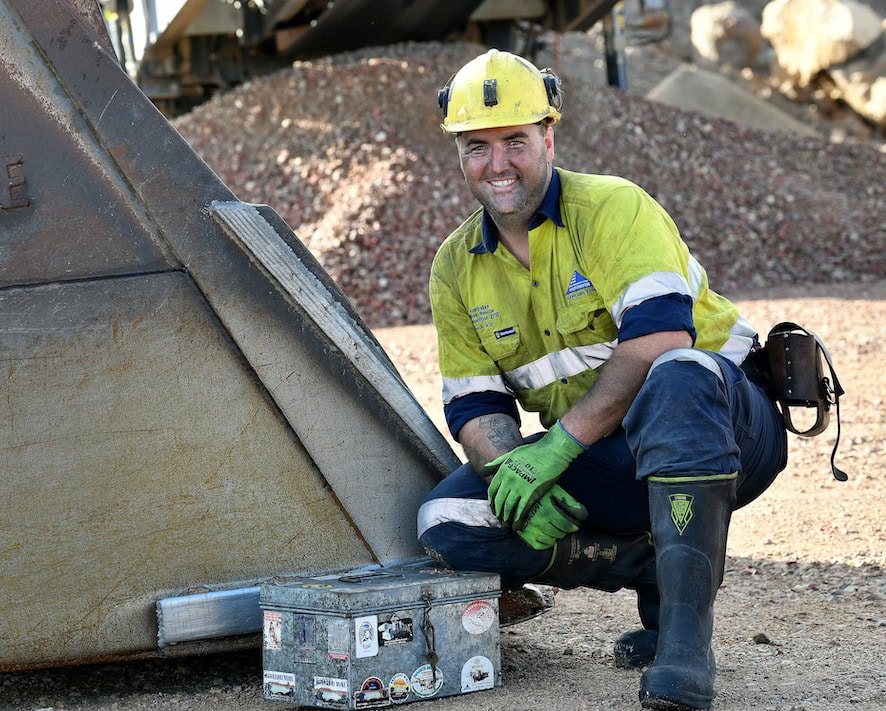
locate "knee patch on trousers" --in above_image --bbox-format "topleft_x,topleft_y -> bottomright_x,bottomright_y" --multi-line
420,538 -> 452,569
647,348 -> 725,384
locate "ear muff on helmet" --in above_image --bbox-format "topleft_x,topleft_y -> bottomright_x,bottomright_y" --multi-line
542,69 -> 563,111
437,75 -> 454,119
437,49 -> 563,134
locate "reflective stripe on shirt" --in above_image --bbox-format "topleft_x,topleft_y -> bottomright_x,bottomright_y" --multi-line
443,373 -> 511,405
612,270 -> 692,327
443,341 -> 617,404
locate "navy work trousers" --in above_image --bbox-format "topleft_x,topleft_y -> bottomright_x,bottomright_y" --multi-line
417,350 -> 788,590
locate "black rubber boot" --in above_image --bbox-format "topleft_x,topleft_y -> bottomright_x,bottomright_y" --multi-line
532,529 -> 654,592
531,529 -> 659,667
639,475 -> 736,711
613,570 -> 660,669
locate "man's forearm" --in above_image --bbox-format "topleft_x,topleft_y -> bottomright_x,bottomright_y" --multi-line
458,413 -> 524,481
560,331 -> 693,447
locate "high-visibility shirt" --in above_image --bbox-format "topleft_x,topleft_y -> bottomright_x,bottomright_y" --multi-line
429,168 -> 757,439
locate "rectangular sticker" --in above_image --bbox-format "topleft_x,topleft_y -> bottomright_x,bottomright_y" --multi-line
354,614 -> 379,658
263,670 -> 296,701
378,614 -> 414,646
263,611 -> 282,652
293,614 -> 316,663
327,619 -> 350,661
314,676 -> 349,707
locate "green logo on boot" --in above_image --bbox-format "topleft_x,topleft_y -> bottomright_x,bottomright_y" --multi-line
668,493 -> 694,535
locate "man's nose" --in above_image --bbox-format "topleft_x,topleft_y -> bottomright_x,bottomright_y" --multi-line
490,144 -> 511,172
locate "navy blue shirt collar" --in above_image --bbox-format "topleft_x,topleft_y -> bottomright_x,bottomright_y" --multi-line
470,168 -> 564,254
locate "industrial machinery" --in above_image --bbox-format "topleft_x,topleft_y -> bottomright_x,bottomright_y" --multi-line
1,0 -> 458,670
0,0 -> 670,671
101,0 -> 672,112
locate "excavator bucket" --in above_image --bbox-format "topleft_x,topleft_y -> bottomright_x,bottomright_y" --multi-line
0,0 -> 459,670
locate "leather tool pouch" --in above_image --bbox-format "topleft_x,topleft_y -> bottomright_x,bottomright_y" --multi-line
759,322 -> 847,481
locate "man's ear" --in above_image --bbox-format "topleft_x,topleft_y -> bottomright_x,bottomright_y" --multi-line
545,125 -> 555,160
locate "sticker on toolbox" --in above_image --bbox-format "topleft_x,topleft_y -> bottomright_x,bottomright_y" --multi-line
314,676 -> 349,707
460,655 -> 494,693
388,673 -> 411,704
355,615 -> 379,658
410,664 -> 444,698
293,614 -> 317,663
327,619 -> 350,661
264,670 -> 296,701
461,600 -> 495,635
378,613 -> 414,646
263,611 -> 282,652
354,676 -> 391,709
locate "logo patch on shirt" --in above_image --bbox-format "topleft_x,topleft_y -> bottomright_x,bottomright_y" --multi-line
565,270 -> 593,300
494,326 -> 517,339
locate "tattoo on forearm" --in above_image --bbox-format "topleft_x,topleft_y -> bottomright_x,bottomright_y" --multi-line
478,415 -> 521,453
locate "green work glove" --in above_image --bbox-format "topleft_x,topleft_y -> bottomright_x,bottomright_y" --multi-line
486,420 -> 586,529
516,485 -> 589,551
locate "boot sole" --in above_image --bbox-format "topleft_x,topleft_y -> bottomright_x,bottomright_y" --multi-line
639,685 -> 713,711
639,663 -> 714,710
641,698 -> 707,711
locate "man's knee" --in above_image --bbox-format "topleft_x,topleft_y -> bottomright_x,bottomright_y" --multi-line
417,519 -> 507,573
633,348 -> 729,411
418,526 -> 455,569
416,495 -> 502,570
647,348 -> 725,385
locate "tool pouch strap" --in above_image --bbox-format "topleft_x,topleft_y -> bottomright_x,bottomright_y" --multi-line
762,322 -> 847,481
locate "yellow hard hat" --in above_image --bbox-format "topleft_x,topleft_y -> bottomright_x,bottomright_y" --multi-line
438,49 -> 563,134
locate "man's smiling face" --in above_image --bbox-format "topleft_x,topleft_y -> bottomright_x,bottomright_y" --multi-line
457,123 -> 554,234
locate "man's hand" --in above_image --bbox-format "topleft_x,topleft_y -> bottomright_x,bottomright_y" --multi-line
516,485 -> 588,550
486,420 -> 586,528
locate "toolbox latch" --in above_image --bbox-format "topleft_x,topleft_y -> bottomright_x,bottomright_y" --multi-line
420,588 -> 440,682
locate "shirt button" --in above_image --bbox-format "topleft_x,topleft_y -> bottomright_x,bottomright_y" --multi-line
560,378 -> 568,384
532,280 -> 539,287
544,329 -> 551,336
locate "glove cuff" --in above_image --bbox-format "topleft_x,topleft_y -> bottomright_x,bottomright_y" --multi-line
551,420 -> 588,456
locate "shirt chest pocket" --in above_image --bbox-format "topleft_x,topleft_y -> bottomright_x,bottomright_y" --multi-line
556,302 -> 615,347
478,328 -> 524,372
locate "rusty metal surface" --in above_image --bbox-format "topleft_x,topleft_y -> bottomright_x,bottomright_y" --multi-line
0,273 -> 374,669
61,0 -> 116,53
0,4 -> 177,285
0,0 -> 458,670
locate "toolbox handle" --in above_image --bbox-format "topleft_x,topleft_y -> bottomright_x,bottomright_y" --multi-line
337,571 -> 405,584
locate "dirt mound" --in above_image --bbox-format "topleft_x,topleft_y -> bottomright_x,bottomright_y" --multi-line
173,40 -> 885,329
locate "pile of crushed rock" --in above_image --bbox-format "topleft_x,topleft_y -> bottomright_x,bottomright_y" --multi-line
173,40 -> 885,329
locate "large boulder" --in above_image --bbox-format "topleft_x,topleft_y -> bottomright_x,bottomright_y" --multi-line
761,0 -> 883,83
762,0 -> 886,126
646,63 -> 818,135
828,44 -> 886,124
690,2 -> 764,69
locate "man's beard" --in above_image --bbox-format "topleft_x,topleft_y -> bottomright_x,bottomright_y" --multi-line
473,168 -> 550,235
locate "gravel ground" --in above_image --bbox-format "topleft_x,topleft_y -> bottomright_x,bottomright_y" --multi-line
170,38 -> 885,330
2,9 -> 884,711
2,285 -> 884,711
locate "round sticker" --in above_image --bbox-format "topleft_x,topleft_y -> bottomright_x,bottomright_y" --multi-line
410,664 -> 444,698
389,673 -> 411,703
354,676 -> 388,708
461,655 -> 494,692
461,600 -> 495,634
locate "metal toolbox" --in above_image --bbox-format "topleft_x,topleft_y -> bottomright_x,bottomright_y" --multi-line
259,561 -> 501,708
